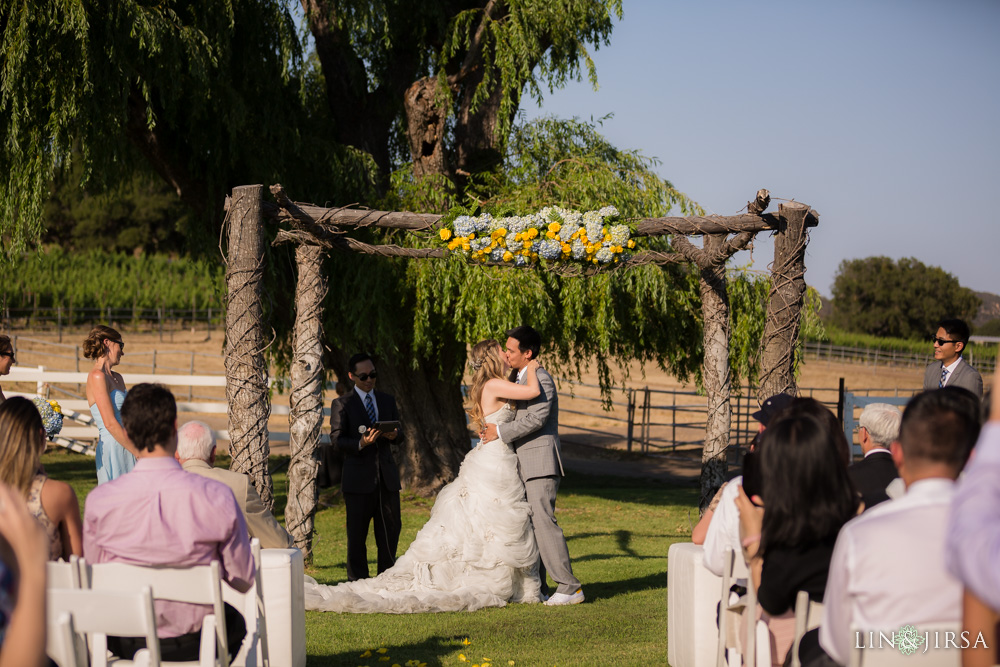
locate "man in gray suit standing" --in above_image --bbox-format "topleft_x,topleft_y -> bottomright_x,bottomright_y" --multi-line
482,325 -> 584,606
923,318 -> 983,400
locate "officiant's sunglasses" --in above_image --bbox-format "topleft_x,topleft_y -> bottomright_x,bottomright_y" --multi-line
355,371 -> 377,381
931,337 -> 957,346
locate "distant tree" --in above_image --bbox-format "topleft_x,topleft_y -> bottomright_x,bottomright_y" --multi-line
976,318 -> 1000,337
830,257 -> 980,339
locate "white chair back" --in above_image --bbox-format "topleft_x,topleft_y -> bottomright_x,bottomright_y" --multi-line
47,586 -> 161,667
48,612 -> 82,667
85,560 -> 229,667
222,538 -> 269,667
716,547 -> 757,667
47,555 -> 82,589
789,590 -> 824,667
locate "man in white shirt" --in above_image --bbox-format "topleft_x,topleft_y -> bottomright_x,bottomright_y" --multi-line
922,318 -> 983,399
819,388 -> 981,664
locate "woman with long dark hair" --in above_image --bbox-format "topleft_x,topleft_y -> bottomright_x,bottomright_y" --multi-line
736,398 -> 858,665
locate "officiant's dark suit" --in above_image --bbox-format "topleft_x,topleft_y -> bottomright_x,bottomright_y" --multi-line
330,354 -> 402,581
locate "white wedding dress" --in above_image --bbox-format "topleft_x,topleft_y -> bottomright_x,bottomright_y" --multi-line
304,404 -> 542,613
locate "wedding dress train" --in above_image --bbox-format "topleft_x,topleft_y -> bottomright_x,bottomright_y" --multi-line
304,404 -> 542,613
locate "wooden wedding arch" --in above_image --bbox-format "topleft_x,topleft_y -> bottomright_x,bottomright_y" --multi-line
223,184 -> 818,559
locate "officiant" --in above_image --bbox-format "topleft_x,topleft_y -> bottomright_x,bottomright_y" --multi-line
328,352 -> 403,581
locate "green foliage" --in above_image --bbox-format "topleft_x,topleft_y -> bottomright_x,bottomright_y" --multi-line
41,154 -> 191,253
830,256 -> 980,340
976,318 -> 1000,337
0,247 -> 224,311
477,114 -> 700,217
806,325 -> 998,359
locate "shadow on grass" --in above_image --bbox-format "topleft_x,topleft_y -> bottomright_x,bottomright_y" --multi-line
307,636 -> 459,667
560,473 -> 700,507
580,569 -> 671,603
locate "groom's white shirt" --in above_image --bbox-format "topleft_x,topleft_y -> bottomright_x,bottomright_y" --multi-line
495,366 -> 527,447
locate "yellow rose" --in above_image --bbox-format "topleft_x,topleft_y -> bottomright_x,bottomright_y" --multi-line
547,222 -> 561,232
462,243 -> 471,252
561,243 -> 571,253
468,233 -> 475,240
528,228 -> 538,239
502,251 -> 513,262
439,228 -> 452,241
514,233 -> 523,242
603,233 -> 611,242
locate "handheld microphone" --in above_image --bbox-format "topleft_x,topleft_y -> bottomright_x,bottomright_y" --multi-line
358,425 -> 368,435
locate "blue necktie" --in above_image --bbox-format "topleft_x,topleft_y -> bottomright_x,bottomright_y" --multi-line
365,393 -> 377,423
939,366 -> 948,388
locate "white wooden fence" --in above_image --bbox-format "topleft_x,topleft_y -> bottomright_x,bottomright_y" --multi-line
8,367 -> 332,455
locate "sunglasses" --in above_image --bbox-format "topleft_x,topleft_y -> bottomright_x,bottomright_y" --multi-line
355,371 -> 377,381
932,337 -> 957,346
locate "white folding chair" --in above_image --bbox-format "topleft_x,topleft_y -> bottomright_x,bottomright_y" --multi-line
47,555 -> 82,589
222,539 -> 269,667
48,586 -> 161,667
48,612 -> 83,667
85,560 -> 230,667
789,590 -> 824,667
716,547 -> 757,667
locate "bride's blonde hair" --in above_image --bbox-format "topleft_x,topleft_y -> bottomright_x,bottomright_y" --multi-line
465,339 -> 507,432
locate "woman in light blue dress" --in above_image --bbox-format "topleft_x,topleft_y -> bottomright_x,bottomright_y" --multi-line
84,325 -> 137,484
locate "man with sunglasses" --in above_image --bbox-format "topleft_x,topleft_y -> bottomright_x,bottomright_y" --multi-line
923,318 -> 983,399
325,352 -> 402,581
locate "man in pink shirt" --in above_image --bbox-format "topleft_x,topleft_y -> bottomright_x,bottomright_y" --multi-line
83,383 -> 254,662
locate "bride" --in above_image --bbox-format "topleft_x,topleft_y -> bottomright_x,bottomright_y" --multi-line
304,339 -> 544,613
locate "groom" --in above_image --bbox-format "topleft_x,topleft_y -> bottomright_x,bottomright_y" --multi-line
482,325 -> 584,606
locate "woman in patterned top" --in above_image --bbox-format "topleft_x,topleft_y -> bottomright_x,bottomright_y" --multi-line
0,397 -> 83,560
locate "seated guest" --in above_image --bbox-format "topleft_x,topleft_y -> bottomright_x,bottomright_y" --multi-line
83,384 -> 253,662
819,388 -> 981,665
847,402 -> 901,510
176,420 -> 294,549
697,393 -> 793,557
947,376 -> 1000,666
736,399 -> 859,666
0,397 -> 83,560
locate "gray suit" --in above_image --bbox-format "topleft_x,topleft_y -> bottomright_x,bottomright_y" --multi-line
498,367 -> 580,595
923,358 -> 984,400
182,459 -> 294,549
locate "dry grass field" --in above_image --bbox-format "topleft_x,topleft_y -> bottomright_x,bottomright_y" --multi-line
7,328 -> 994,466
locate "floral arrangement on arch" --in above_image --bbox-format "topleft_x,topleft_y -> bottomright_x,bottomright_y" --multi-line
32,397 -> 64,439
437,206 -> 637,267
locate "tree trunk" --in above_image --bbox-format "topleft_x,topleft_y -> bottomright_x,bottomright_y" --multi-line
224,185 -> 273,509
374,355 -> 469,496
404,77 -> 450,179
285,244 -> 327,560
758,202 -> 811,402
698,235 -> 732,511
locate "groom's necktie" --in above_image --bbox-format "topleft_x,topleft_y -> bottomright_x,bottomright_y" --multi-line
365,393 -> 377,423
939,366 -> 948,388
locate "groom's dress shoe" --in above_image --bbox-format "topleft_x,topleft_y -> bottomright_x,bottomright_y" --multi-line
544,589 -> 584,606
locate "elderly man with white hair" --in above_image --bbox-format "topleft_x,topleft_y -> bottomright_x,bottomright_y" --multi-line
176,420 -> 294,549
847,402 -> 902,510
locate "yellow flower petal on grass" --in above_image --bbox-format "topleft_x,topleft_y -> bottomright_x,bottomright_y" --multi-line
459,655 -> 468,662
462,639 -> 471,646
361,651 -> 372,658
508,662 -> 515,666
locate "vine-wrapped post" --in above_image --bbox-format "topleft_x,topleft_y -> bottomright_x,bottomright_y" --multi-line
758,201 -> 812,402
225,185 -> 274,508
698,234 -> 733,511
286,244 -> 327,559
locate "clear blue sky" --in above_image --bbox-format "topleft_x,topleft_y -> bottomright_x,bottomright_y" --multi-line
522,0 -> 999,296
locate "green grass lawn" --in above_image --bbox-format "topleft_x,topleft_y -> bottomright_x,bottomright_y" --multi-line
43,448 -> 699,666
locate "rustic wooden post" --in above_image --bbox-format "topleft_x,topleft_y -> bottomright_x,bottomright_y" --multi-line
225,185 -> 273,509
697,234 -> 733,511
285,244 -> 327,560
757,201 -> 812,402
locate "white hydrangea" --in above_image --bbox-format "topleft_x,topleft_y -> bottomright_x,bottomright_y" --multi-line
609,225 -> 630,246
571,239 -> 587,259
538,239 -> 562,259
596,247 -> 615,264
